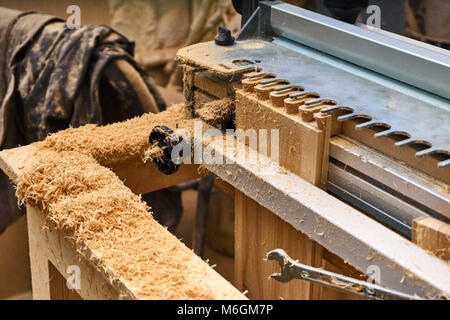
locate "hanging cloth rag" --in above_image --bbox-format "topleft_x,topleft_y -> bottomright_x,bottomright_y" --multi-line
0,7 -> 167,233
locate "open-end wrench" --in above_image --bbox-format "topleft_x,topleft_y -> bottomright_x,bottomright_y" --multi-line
267,248 -> 418,300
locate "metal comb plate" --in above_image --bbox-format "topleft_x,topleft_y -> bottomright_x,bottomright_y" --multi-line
181,40 -> 450,167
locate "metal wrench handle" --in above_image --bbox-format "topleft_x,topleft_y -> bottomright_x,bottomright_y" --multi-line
267,249 -> 417,300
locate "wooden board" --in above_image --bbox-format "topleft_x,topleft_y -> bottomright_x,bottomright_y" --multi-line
235,90 -> 325,186
0,143 -> 245,300
27,205 -> 122,299
235,190 -> 323,300
0,144 -> 199,195
412,216 -> 450,263
111,156 -> 199,194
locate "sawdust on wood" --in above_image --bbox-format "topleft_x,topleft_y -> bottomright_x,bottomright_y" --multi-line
14,104 -> 243,299
195,98 -> 234,127
144,143 -> 164,163
41,104 -> 194,166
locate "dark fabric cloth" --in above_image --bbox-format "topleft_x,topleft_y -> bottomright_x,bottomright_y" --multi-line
324,0 -> 369,24
0,8 -> 166,148
0,8 -> 169,234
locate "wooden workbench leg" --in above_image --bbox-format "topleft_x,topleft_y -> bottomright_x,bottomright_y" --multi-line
234,190 -> 323,300
26,205 -> 124,300
26,205 -> 51,299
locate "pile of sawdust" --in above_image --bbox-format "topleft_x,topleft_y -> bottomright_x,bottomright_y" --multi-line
41,104 -> 194,166
195,98 -> 234,127
14,104 -> 241,299
144,143 -> 164,163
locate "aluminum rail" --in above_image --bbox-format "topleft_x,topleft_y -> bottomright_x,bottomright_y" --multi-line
197,135 -> 450,299
329,136 -> 450,221
266,1 -> 450,100
327,136 -> 450,238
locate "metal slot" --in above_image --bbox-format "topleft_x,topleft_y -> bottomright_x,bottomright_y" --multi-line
328,160 -> 425,238
329,136 -> 450,221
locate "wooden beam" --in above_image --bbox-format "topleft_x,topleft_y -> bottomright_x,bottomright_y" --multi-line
111,156 -> 199,194
412,216 -> 450,263
0,145 -> 200,195
0,143 -> 245,300
235,190 -> 323,299
27,205 -> 126,299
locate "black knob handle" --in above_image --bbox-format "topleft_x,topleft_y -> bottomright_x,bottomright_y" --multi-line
215,26 -> 235,46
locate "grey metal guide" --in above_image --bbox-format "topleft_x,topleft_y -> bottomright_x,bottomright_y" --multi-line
329,136 -> 450,220
328,162 -> 423,238
193,39 -> 449,167
267,1 -> 450,100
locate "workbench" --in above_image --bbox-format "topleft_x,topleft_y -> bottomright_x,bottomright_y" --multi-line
1,125 -> 449,299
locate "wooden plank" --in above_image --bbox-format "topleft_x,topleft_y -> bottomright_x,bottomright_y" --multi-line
235,190 -> 323,299
412,216 -> 450,263
0,145 -> 200,195
1,143 -> 244,300
111,157 -> 199,194
235,90 -> 325,185
48,262 -> 82,300
27,205 -> 51,300
27,205 -> 122,299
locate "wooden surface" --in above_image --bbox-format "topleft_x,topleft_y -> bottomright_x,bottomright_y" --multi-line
111,156 -> 200,195
235,90 -> 326,186
235,190 -> 323,299
27,205 -> 123,300
0,144 -> 200,195
0,143 -> 245,300
412,216 -> 450,262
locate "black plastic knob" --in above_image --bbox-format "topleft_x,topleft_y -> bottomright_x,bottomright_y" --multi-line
149,126 -> 182,175
215,26 -> 235,46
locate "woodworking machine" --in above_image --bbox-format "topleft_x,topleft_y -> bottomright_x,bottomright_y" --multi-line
165,1 -> 450,298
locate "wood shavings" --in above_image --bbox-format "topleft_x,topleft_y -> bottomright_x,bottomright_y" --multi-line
144,143 -> 164,163
195,98 -> 234,127
40,104 -> 194,166
14,104 -> 243,300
